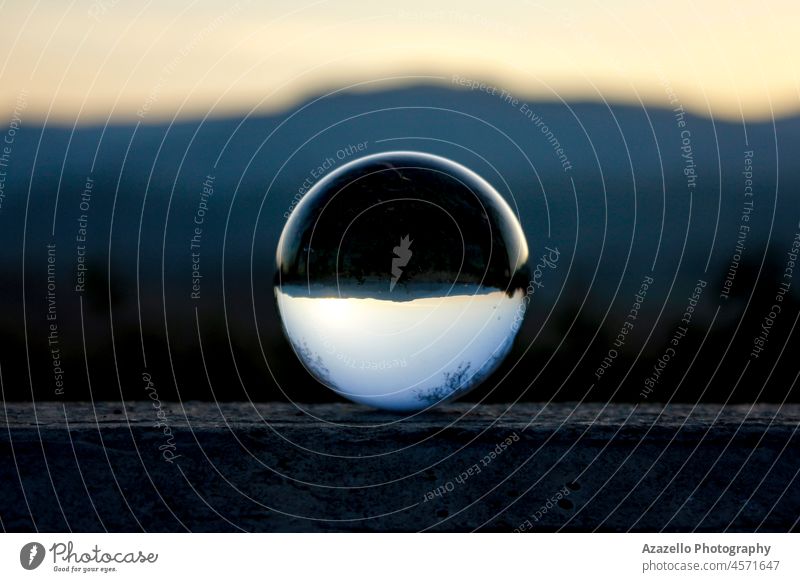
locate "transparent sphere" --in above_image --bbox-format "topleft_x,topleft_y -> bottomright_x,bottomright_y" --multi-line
275,151 -> 530,411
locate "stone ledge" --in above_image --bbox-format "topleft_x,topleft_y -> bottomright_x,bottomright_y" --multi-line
1,402 -> 798,532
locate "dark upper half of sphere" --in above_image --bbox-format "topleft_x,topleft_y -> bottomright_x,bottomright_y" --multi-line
276,152 -> 529,298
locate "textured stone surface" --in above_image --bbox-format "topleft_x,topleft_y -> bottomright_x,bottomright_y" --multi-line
1,402 -> 798,532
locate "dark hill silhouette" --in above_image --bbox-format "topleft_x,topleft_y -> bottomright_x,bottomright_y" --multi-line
0,84 -> 798,404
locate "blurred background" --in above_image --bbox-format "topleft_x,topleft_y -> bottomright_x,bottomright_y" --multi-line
1,0 -> 799,404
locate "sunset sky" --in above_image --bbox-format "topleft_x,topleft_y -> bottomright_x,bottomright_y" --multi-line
1,0 -> 798,123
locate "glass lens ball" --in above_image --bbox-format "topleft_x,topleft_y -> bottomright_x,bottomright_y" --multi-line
275,151 -> 530,411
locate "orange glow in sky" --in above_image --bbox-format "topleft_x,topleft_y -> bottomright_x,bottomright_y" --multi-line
1,0 -> 797,123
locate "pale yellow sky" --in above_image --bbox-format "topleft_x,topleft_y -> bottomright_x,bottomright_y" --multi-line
1,0 -> 798,123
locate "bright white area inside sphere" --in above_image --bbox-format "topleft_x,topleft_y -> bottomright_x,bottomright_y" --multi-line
276,285 -> 524,411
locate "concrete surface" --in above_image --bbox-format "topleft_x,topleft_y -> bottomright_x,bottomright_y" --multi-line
1,402 -> 798,532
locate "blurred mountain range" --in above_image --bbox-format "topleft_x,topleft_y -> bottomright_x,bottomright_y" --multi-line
1,84 -> 799,404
